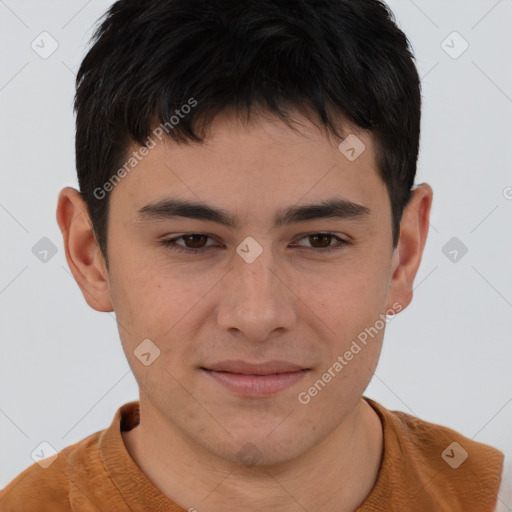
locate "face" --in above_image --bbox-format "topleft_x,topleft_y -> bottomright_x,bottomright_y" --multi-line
97,111 -> 403,465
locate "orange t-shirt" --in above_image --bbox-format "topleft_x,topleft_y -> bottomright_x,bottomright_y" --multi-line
0,396 -> 505,511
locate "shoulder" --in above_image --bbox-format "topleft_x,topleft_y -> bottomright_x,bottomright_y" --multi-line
392,405 -> 504,482
495,453 -> 512,512
365,398 -> 505,510
0,431 -> 103,511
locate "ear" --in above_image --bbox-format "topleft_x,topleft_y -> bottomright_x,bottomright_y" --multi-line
56,187 -> 113,312
386,183 -> 433,312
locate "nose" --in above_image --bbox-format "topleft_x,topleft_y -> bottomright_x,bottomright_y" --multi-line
216,246 -> 297,342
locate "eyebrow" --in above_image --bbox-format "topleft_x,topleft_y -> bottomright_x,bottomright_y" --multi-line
136,197 -> 371,229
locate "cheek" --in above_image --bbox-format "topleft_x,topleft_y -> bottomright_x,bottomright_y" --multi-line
106,249 -> 172,348
297,275 -> 387,414
306,255 -> 389,323
108,254 -> 220,363
296,253 -> 390,372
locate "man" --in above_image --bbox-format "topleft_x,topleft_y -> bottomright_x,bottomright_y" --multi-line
0,0 -> 508,510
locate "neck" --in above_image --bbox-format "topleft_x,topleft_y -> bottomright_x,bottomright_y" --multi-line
122,397 -> 383,512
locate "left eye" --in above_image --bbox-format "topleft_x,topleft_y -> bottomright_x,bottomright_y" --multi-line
160,233 -> 349,255
292,233 -> 346,251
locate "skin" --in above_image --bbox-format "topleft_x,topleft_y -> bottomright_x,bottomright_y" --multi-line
56,109 -> 432,512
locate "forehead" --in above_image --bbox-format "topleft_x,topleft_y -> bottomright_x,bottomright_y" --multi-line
109,111 -> 387,222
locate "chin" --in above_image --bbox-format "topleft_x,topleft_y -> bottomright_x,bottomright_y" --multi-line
209,430 -> 310,469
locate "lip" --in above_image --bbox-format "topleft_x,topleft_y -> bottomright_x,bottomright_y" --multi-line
201,360 -> 310,397
202,359 -> 307,375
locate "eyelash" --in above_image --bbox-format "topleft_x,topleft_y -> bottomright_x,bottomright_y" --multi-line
160,233 -> 350,255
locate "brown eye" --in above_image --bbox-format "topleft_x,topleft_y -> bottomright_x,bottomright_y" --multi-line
307,234 -> 334,248
160,232 -> 349,256
180,234 -> 209,249
160,234 -> 219,254
292,233 -> 349,254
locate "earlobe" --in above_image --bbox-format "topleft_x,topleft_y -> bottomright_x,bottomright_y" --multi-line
56,187 -> 113,313
386,183 -> 433,312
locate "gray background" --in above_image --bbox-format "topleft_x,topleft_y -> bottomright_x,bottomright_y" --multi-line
1,0 -> 511,494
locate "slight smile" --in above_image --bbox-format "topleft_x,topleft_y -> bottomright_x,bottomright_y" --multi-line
201,360 -> 311,397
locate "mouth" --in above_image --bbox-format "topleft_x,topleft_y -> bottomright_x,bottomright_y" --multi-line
200,360 -> 310,396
